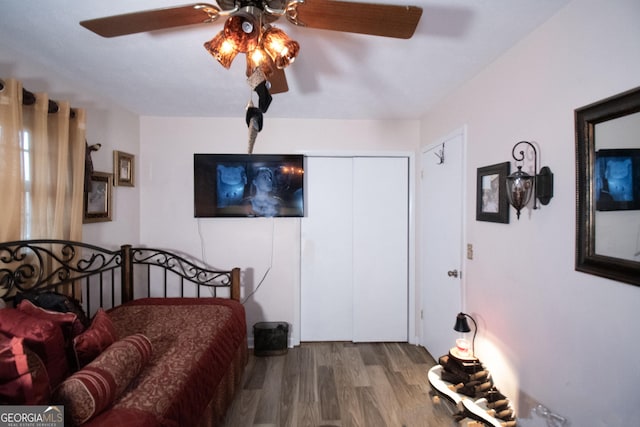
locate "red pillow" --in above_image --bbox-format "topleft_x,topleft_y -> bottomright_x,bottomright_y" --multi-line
0,308 -> 68,387
17,300 -> 85,340
55,334 -> 153,425
73,309 -> 117,367
0,333 -> 51,405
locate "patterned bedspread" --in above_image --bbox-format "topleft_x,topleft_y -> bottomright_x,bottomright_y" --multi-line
85,298 -> 247,427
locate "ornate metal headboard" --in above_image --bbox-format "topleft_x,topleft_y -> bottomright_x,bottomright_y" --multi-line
1,240 -> 241,313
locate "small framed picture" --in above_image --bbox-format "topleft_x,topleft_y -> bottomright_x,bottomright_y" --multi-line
84,172 -> 113,223
114,150 -> 135,187
476,162 -> 510,223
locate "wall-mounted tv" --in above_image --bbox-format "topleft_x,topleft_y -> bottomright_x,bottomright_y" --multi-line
194,154 -> 304,218
595,148 -> 640,211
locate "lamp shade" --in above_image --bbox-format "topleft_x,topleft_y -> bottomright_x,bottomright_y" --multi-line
506,166 -> 534,219
454,312 -> 471,333
453,312 -> 478,359
224,15 -> 259,53
246,46 -> 274,78
204,30 -> 238,69
262,27 -> 300,69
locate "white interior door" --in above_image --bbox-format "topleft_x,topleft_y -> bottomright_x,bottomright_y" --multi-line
353,157 -> 408,342
301,157 -> 354,341
421,129 -> 465,357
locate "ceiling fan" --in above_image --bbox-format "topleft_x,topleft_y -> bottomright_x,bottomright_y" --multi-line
80,0 -> 423,95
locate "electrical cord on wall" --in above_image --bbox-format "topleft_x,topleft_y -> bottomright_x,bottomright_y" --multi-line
242,218 -> 275,304
197,218 -> 208,264
196,217 -> 275,304
197,218 -> 218,299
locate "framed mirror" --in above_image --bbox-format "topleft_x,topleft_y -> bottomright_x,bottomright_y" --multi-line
575,87 -> 640,286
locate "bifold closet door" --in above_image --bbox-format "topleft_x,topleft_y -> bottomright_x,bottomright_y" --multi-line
301,156 -> 408,342
301,157 -> 354,341
352,157 -> 408,342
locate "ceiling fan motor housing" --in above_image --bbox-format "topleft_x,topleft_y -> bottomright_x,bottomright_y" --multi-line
218,0 -> 288,13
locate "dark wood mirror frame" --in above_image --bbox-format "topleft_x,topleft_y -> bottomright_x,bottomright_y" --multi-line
575,86 -> 640,286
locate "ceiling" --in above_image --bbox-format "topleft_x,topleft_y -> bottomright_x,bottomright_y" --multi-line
0,0 -> 570,120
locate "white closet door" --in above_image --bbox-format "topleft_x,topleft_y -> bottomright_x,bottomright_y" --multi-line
352,157 -> 408,342
301,156 -> 409,342
301,157 -> 354,341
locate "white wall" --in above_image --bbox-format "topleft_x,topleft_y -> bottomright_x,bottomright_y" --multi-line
6,1 -> 640,423
82,108 -> 141,247
138,117 -> 419,345
419,0 -> 640,425
0,43 -> 141,248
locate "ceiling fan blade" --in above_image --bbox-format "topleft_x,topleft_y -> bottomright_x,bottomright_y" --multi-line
80,3 -> 221,37
268,69 -> 289,94
289,0 -> 422,39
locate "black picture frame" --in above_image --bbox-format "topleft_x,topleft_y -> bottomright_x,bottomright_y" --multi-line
476,162 -> 510,223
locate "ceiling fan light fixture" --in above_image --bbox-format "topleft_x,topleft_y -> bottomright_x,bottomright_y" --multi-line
204,30 -> 238,69
246,47 -> 274,78
262,27 -> 299,69
224,15 -> 259,53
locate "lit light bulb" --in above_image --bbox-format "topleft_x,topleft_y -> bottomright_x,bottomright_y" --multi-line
262,27 -> 299,69
204,30 -> 238,69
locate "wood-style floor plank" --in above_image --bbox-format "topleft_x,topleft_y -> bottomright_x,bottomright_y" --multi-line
254,356 -> 285,424
279,350 -> 300,427
336,382 -> 364,427
359,386 -> 388,427
318,365 -> 341,421
297,346 -> 317,403
220,342 -> 459,427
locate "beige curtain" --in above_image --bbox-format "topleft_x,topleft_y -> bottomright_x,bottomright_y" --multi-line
1,78 -> 86,298
23,93 -> 86,241
1,78 -> 86,239
0,79 -> 25,242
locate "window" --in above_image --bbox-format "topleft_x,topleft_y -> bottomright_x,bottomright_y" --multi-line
21,130 -> 31,238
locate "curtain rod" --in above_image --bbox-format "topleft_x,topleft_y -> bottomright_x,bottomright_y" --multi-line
0,79 -> 76,117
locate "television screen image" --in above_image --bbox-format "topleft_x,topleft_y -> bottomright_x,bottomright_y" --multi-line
594,149 -> 640,211
194,154 -> 304,217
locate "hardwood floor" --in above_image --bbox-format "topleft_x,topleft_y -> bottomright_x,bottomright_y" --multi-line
220,342 -> 459,427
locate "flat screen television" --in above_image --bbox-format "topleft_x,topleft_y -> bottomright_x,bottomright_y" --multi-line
194,154 -> 304,217
595,148 -> 640,211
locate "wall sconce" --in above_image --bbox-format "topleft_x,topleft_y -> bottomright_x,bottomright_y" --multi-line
453,312 -> 477,359
505,141 -> 554,219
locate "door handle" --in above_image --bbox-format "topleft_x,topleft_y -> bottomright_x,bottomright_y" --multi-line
447,269 -> 459,278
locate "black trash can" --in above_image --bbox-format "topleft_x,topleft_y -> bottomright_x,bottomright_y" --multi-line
253,321 -> 289,356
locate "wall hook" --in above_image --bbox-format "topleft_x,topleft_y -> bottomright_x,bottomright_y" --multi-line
434,143 -> 445,165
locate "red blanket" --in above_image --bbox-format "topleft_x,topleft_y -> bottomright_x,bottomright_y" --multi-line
86,298 -> 246,427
